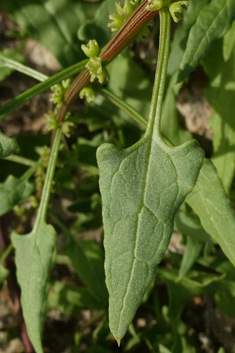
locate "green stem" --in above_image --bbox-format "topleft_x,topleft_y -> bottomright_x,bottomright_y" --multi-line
96,87 -> 148,129
4,154 -> 37,167
0,243 -> 13,264
0,54 -> 48,82
20,161 -> 41,181
147,7 -> 171,136
35,128 -> 62,226
0,60 -> 88,122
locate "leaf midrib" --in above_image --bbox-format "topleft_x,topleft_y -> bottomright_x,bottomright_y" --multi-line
115,135 -> 179,335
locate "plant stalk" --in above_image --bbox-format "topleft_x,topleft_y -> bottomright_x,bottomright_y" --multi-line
34,128 -> 62,226
147,6 -> 171,136
56,0 -> 159,122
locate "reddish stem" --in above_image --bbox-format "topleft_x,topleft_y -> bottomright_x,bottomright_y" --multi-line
100,0 -> 158,62
56,0 -> 158,122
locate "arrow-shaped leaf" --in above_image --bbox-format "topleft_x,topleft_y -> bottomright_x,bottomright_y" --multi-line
97,9 -> 204,342
178,0 -> 235,82
11,129 -> 62,353
12,221 -> 56,353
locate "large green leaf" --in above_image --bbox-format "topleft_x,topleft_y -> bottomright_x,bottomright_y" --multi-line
0,131 -> 18,159
186,159 -> 235,267
12,221 -> 56,353
203,40 -> 235,193
97,129 -> 203,341
0,175 -> 34,216
97,9 -> 203,341
1,0 -> 89,67
178,0 -> 235,82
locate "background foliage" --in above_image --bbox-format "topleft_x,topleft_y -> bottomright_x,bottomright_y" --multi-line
1,0 -> 235,352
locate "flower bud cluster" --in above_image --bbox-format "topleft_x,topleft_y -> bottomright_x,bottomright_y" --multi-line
50,79 -> 71,109
145,0 -> 189,23
82,40 -> 109,85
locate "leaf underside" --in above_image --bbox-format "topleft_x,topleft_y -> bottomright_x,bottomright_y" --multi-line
97,132 -> 204,341
12,221 -> 56,353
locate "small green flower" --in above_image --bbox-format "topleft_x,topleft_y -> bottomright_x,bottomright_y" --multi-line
50,79 -> 71,108
45,111 -> 59,132
81,40 -> 100,58
79,87 -> 96,103
62,121 -> 74,138
27,195 -> 39,209
138,20 -> 154,40
108,14 -> 124,32
115,0 -> 139,20
169,1 -> 189,22
108,0 -> 139,32
86,57 -> 109,84
36,146 -> 50,167
13,204 -> 26,217
145,0 -> 163,12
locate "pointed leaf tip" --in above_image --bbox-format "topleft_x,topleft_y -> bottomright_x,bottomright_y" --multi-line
97,137 -> 204,340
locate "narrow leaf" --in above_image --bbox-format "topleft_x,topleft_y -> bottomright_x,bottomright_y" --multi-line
11,129 -> 62,353
0,60 -> 87,122
12,221 -> 56,353
167,0 -> 210,78
0,50 -> 48,82
0,48 -> 24,81
223,20 -> 235,61
214,280 -> 235,317
204,40 -> 235,193
178,236 -> 204,280
0,131 -> 18,159
178,0 -> 235,82
64,238 -> 108,304
48,282 -> 104,314
186,159 -> 235,268
175,210 -> 211,243
0,175 -> 34,216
